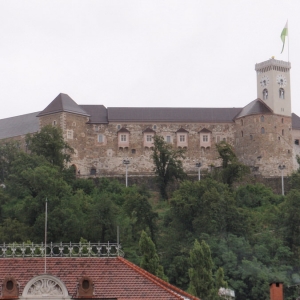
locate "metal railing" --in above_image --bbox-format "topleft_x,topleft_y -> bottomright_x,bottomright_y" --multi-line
0,242 -> 124,258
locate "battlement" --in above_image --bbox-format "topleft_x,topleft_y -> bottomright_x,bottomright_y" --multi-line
255,58 -> 291,73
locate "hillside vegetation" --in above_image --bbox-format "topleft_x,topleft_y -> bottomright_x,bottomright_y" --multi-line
1,126 -> 300,300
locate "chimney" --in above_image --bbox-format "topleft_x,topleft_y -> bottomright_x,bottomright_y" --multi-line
270,282 -> 283,300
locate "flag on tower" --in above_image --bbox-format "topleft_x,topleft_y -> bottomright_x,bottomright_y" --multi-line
280,21 -> 288,53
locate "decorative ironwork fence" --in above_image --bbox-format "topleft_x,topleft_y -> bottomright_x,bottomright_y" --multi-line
0,242 -> 124,258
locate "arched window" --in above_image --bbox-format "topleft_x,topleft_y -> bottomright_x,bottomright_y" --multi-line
281,118 -> 284,123
263,89 -> 268,100
261,127 -> 265,134
241,131 -> 243,137
250,135 -> 253,140
282,129 -> 284,136
241,119 -> 244,126
279,88 -> 285,99
261,115 -> 264,122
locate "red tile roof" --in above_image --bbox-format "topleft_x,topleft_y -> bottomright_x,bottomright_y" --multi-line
0,257 -> 199,300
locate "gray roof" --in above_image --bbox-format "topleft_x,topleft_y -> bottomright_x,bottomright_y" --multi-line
37,93 -> 89,117
292,113 -> 300,130
117,127 -> 130,133
177,127 -> 189,133
234,99 -> 272,119
142,127 -> 156,133
107,107 -> 242,123
80,105 -> 108,123
0,112 -> 40,139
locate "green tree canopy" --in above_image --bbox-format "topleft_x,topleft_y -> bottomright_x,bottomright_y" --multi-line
188,239 -> 216,299
139,230 -> 167,281
26,125 -> 74,169
151,135 -> 186,199
216,141 -> 249,186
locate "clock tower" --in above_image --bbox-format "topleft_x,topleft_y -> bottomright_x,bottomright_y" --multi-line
255,58 -> 291,116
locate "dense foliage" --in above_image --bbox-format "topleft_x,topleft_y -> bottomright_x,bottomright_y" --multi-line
1,130 -> 300,300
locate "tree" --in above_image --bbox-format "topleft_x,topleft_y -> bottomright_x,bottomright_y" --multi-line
151,135 -> 186,199
0,141 -> 21,182
26,125 -> 74,169
216,141 -> 249,186
123,189 -> 158,242
188,239 -> 216,299
139,230 -> 167,281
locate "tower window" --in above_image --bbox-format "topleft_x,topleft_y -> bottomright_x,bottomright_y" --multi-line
98,134 -> 103,143
261,127 -> 265,134
263,89 -> 268,100
279,88 -> 285,99
241,131 -> 243,137
282,129 -> 284,136
250,135 -> 253,140
241,119 -> 244,126
282,118 -> 284,123
261,115 -> 264,122
67,130 -> 73,139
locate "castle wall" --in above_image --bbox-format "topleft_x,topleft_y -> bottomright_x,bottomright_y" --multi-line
39,112 -> 236,176
234,114 -> 293,176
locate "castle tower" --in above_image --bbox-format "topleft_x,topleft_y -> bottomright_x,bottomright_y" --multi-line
255,58 -> 291,116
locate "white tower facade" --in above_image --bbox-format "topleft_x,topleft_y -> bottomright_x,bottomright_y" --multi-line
255,58 -> 291,116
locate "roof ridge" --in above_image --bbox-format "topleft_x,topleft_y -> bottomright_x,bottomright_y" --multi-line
118,257 -> 199,300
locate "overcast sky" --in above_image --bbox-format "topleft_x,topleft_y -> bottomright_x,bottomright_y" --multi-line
0,0 -> 300,119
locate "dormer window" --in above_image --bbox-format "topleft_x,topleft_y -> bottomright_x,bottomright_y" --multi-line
279,88 -> 285,99
117,127 -> 130,148
143,127 -> 155,148
176,128 -> 188,148
199,128 -> 211,148
263,89 -> 268,100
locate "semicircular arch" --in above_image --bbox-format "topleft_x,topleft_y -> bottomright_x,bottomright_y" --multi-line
22,274 -> 70,298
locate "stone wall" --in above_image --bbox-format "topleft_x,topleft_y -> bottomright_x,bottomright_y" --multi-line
234,114 -> 293,176
45,111 -> 237,176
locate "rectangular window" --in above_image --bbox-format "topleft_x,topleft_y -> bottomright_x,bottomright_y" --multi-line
203,135 -> 208,142
146,135 -> 152,142
121,134 -> 127,142
67,130 -> 73,139
166,136 -> 171,143
179,135 -> 185,142
98,134 -> 103,143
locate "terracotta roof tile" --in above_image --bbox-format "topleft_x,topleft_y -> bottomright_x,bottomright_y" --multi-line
0,257 -> 198,300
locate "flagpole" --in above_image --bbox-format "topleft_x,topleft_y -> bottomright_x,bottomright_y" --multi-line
288,21 -> 289,62
44,198 -> 47,274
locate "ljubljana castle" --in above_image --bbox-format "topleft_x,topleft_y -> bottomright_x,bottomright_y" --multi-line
1,57 -> 300,177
